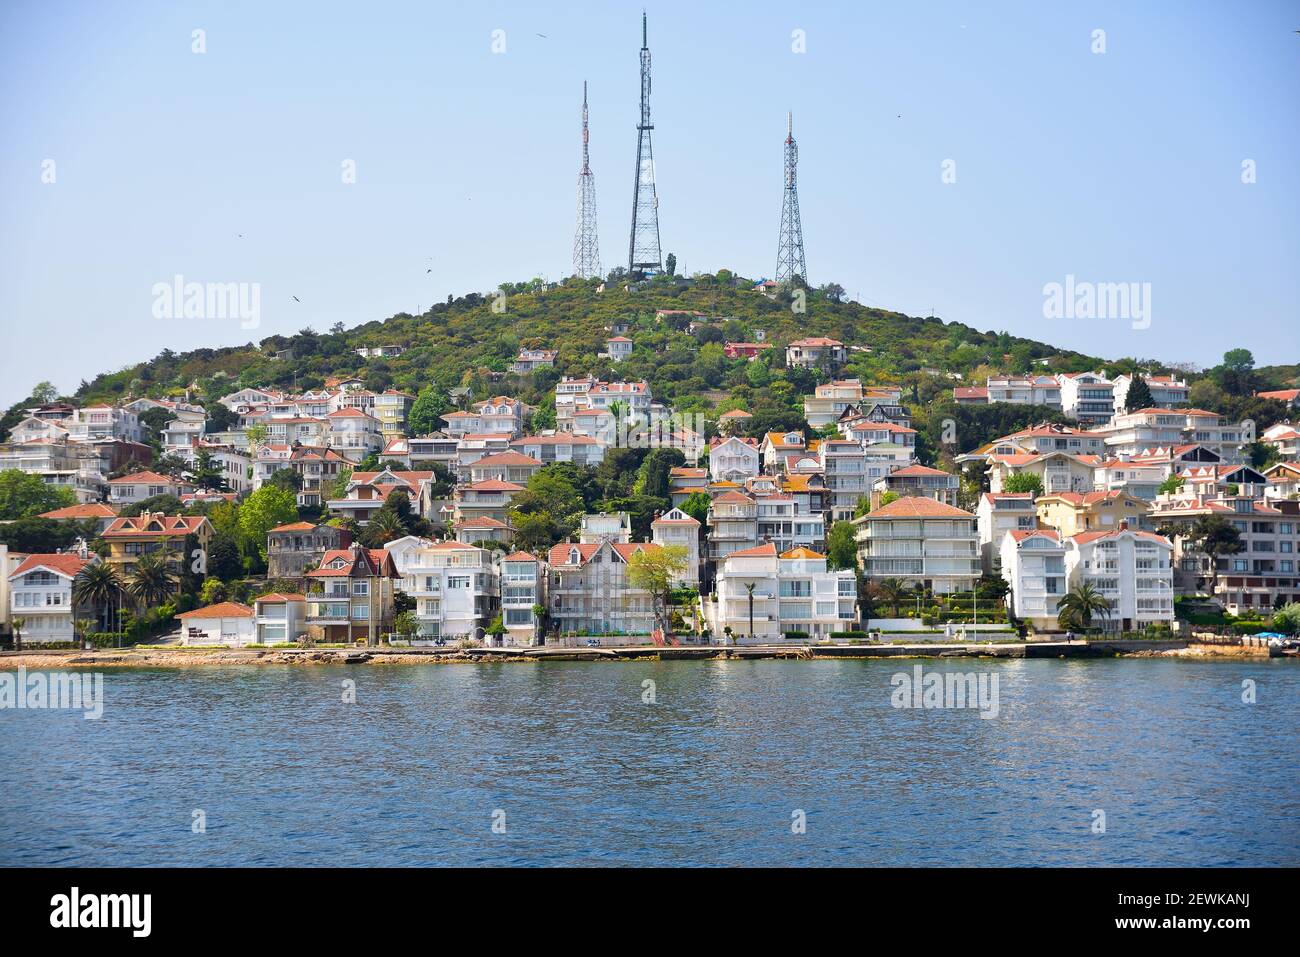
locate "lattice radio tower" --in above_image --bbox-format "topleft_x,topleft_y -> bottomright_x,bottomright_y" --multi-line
628,11 -> 662,277
573,81 -> 602,279
775,112 -> 807,284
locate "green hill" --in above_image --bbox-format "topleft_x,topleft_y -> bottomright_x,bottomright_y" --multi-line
3,270 -> 1291,465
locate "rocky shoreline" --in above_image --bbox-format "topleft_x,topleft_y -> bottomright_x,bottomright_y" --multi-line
0,640 -> 1277,669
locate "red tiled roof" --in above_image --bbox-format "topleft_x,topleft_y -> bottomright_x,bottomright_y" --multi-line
471,452 -> 542,467
103,515 -> 208,538
256,593 -> 306,603
864,498 -> 974,519
38,503 -> 118,520
725,542 -> 779,559
9,553 -> 90,579
176,601 -> 253,619
108,471 -> 180,485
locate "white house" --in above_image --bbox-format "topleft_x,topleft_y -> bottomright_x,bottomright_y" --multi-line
252,593 -> 308,644
7,553 -> 90,644
651,507 -> 701,585
709,436 -> 761,483
976,492 -> 1038,573
386,538 -> 497,642
999,529 -> 1068,631
605,336 -> 634,362
176,601 -> 257,647
710,543 -> 857,643
1063,524 -> 1174,632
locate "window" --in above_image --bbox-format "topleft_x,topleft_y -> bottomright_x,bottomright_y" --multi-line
448,576 -> 470,589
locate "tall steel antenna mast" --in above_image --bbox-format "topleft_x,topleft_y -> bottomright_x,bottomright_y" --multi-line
775,111 -> 807,284
628,10 -> 662,277
573,81 -> 602,279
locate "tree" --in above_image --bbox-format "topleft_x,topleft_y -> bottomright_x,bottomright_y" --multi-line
679,491 -> 710,524
245,423 -> 269,448
745,581 -> 756,641
238,485 -> 299,560
128,551 -> 178,608
875,577 -> 909,617
1056,582 -> 1112,631
393,610 -> 419,639
486,613 -> 507,645
10,616 -> 25,652
664,253 -> 677,276
1002,473 -> 1044,497
267,468 -> 303,492
73,562 -> 127,632
1272,602 -> 1300,636
1189,514 -> 1245,596
626,545 -> 688,637
206,532 -> 244,580
826,521 -> 857,570
1124,374 -> 1154,411
408,386 -> 450,436
0,469 -> 76,520
1158,475 -> 1185,496
119,494 -> 183,518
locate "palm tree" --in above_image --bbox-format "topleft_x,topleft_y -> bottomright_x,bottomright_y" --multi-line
11,617 -> 26,652
875,578 -> 909,617
362,509 -> 404,547
128,552 -> 178,609
73,562 -> 126,633
1057,583 -> 1113,632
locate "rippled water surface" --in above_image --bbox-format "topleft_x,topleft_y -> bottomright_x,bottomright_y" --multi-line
1,658 -> 1296,866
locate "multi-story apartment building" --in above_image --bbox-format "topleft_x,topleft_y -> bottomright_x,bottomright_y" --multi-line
304,545 -> 398,644
1056,372 -> 1116,426
873,464 -> 961,508
442,397 -> 530,438
803,379 -> 865,428
987,449 -> 1099,495
837,418 -> 918,455
455,478 -> 524,526
668,466 -> 708,506
709,436 -> 761,483
710,542 -> 857,642
372,390 -> 414,437
453,515 -> 513,544
509,433 -> 604,467
1112,373 -> 1189,413
1036,490 -> 1152,536
986,375 -> 1063,408
707,490 -> 759,561
546,540 -> 662,641
266,521 -> 352,578
1149,496 -> 1300,614
500,551 -> 545,645
651,507 -> 702,585
785,337 -> 846,370
1064,525 -> 1175,632
976,492 -> 1038,572
0,437 -> 107,503
325,408 -> 383,460
1098,408 -> 1245,463
7,552 -> 91,644
36,502 -> 120,534
65,404 -> 143,444
753,494 -> 825,555
818,439 -> 872,522
386,538 -> 497,642
999,529 -> 1068,631
285,446 -> 350,507
179,442 -> 252,494
467,451 -> 543,485
100,513 -> 213,576
107,470 -> 196,506
854,497 -> 980,594
1091,456 -> 1169,501
454,433 -> 514,475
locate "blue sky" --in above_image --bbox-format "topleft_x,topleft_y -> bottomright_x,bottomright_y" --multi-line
2,0 -> 1297,407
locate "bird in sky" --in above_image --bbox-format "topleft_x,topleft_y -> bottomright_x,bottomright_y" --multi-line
292,296 -> 300,303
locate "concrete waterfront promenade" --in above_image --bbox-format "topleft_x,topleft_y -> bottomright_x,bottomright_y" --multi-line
2,638 -> 1269,669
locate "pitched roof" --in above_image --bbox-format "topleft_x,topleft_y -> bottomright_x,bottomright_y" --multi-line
888,464 -> 955,478
9,553 -> 90,579
725,542 -> 779,559
108,470 -> 181,485
779,547 -> 824,559
864,497 -> 974,519
718,409 -> 754,418
269,521 -> 319,532
176,601 -> 254,619
471,451 -> 543,468
37,502 -> 118,520
103,515 -> 208,538
255,593 -> 306,603
502,551 -> 538,562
